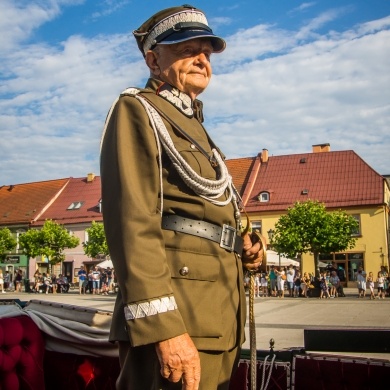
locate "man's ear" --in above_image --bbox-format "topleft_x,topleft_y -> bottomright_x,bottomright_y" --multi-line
145,50 -> 160,76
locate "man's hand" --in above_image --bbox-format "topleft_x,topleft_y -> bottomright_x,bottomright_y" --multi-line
241,232 -> 266,271
155,333 -> 201,390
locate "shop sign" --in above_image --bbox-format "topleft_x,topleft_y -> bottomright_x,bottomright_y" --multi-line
4,256 -> 20,264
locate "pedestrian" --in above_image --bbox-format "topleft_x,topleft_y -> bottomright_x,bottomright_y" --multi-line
367,271 -> 375,299
357,266 -> 367,298
100,5 -> 264,389
376,272 -> 385,299
276,267 -> 286,298
15,269 -> 23,292
379,266 -> 388,297
106,267 -> 113,292
78,265 -> 87,294
260,272 -> 268,297
319,272 -> 330,299
286,265 -> 295,297
269,265 -> 278,297
3,271 -> 10,291
51,274 -> 57,294
0,270 -> 5,293
91,266 -> 100,295
294,270 -> 302,298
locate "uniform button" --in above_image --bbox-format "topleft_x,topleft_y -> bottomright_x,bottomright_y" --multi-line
179,266 -> 189,276
190,144 -> 196,150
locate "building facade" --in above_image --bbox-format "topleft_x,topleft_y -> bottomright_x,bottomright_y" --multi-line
1,145 -> 389,288
0,175 -> 102,284
226,144 -> 390,286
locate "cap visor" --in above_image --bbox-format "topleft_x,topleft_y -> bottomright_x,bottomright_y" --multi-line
158,30 -> 226,53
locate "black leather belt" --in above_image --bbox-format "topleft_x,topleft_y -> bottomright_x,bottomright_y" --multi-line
162,215 -> 243,255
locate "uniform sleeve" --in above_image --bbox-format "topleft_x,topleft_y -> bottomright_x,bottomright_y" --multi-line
100,95 -> 187,346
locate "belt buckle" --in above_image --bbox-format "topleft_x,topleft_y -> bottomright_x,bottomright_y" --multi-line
220,224 -> 236,252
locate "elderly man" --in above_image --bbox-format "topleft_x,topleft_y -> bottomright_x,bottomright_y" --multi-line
100,5 -> 264,390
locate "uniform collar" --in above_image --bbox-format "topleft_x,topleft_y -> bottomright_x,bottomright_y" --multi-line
146,79 -> 204,122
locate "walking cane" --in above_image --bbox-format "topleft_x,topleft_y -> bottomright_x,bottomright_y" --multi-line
242,217 -> 267,390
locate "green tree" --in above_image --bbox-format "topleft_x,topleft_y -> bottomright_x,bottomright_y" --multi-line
0,228 -> 17,260
19,220 -> 79,267
271,200 -> 359,276
83,221 -> 109,258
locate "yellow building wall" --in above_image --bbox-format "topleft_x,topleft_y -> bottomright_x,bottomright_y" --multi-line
247,201 -> 389,287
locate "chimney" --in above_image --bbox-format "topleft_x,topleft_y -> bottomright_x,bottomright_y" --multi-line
261,149 -> 269,163
87,173 -> 95,182
312,143 -> 330,153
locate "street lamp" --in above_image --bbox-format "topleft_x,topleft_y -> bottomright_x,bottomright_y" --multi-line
267,229 -> 274,244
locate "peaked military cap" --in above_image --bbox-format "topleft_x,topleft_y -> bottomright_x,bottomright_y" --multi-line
133,4 -> 226,56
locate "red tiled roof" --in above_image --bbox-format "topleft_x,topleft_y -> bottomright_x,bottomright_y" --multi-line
0,179 -> 69,226
33,176 -> 102,226
227,150 -> 385,213
225,156 -> 255,195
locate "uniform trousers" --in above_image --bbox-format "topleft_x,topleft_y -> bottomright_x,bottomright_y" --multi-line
117,341 -> 241,390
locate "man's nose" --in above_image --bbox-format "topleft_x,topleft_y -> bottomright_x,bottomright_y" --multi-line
195,52 -> 209,64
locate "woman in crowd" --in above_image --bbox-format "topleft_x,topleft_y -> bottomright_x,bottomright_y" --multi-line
293,270 -> 301,298
319,272 -> 330,299
43,273 -> 52,294
300,272 -> 310,298
0,270 -> 5,294
277,267 -> 286,298
14,270 -> 23,292
367,271 -> 375,299
260,272 -> 268,297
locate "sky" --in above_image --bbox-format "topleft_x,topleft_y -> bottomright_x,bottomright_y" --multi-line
1,0 -> 390,186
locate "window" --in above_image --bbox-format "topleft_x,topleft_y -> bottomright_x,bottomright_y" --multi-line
257,192 -> 269,202
67,201 -> 84,210
351,214 -> 361,236
251,221 -> 262,235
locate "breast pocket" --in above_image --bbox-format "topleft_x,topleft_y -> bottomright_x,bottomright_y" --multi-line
171,139 -> 217,180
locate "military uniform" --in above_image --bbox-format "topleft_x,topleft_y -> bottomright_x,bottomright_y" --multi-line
101,78 -> 246,388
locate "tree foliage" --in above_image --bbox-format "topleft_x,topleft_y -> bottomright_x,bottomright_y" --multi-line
83,221 -> 109,258
0,228 -> 17,260
271,200 -> 359,276
19,220 -> 80,265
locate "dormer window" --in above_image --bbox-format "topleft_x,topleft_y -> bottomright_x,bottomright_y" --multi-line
67,201 -> 84,210
257,192 -> 270,202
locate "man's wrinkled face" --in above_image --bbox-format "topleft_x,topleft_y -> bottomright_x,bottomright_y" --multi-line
146,38 -> 213,100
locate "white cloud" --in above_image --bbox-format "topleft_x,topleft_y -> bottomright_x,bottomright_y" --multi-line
0,0 -> 85,52
203,18 -> 390,174
0,2 -> 389,186
90,0 -> 130,21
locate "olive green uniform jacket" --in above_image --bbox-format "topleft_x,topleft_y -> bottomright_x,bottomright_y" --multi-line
100,78 -> 246,352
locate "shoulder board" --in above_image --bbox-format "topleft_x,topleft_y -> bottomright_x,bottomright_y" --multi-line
120,87 -> 141,97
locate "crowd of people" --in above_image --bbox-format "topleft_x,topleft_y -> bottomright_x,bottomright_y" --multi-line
245,262 -> 389,299
0,265 -> 117,295
0,269 -> 24,293
247,265 -> 316,298
354,265 -> 388,300
77,265 -> 116,295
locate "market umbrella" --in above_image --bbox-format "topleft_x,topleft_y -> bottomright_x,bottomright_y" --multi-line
97,259 -> 113,269
265,250 -> 299,267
